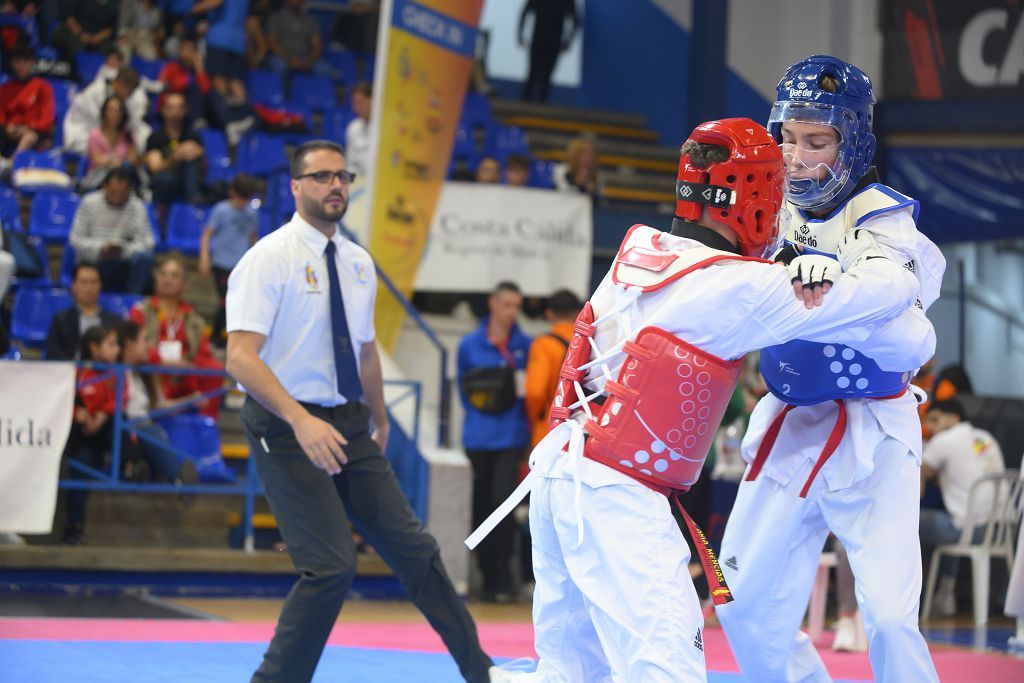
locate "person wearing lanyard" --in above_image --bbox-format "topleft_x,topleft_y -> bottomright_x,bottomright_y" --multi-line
225,141 -> 508,683
457,282 -> 532,603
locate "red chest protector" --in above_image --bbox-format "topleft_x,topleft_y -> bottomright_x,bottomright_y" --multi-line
549,224 -> 764,495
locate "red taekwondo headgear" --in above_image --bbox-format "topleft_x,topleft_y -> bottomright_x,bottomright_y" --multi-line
675,118 -> 786,258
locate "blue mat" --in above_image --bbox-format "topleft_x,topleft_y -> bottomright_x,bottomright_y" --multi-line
0,640 -> 870,682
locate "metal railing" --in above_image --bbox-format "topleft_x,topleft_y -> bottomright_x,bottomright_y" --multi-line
60,361 -> 421,551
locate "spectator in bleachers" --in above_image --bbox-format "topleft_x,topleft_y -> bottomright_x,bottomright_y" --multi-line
920,398 -> 1006,615
157,32 -> 210,129
344,82 -> 373,179
331,0 -> 379,54
458,281 -> 532,602
64,66 -> 151,156
45,262 -> 122,361
524,289 -> 580,448
116,319 -> 199,484
245,3 -> 269,69
145,92 -> 205,209
0,230 -> 15,301
63,323 -> 122,545
553,136 -> 600,199
518,0 -> 578,103
117,0 -> 163,61
83,95 -> 138,189
129,254 -> 224,419
475,155 -> 501,184
0,44 -> 54,163
198,174 -> 259,348
505,154 -> 530,187
196,0 -> 251,108
69,167 -> 156,294
51,0 -> 119,63
265,0 -> 330,78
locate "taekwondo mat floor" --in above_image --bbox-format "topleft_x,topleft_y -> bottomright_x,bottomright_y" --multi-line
1,597 -> 1023,682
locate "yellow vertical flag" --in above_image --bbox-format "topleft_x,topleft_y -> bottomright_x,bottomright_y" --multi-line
368,0 -> 484,349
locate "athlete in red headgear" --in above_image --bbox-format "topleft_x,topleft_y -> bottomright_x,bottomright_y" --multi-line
469,118 -> 933,682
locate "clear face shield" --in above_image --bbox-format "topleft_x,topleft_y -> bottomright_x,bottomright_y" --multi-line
768,101 -> 859,210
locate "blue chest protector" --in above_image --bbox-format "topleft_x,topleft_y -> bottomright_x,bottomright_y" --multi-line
760,186 -> 918,405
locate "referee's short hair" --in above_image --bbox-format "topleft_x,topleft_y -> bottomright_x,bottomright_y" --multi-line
291,140 -> 346,179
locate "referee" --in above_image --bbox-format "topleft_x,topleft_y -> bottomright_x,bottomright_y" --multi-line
226,141 -> 508,683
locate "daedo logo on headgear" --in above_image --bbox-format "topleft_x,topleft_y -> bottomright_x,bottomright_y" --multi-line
0,416 -> 52,449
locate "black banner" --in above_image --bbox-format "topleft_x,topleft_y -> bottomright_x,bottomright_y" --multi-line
883,0 -> 1024,100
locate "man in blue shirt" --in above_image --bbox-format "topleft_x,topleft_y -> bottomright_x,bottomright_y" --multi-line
457,281 -> 532,602
193,0 -> 250,105
200,174 -> 259,347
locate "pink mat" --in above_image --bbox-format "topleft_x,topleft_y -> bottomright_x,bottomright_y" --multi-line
3,618 -> 1023,682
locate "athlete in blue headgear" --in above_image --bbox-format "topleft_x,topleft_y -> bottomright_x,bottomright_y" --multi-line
714,56 -> 944,682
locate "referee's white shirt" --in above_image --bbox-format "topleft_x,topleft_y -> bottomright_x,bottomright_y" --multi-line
226,213 -> 377,406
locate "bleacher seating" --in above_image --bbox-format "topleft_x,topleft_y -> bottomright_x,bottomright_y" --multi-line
9,234 -> 51,289
487,124 -> 530,162
266,173 -> 295,226
11,287 -> 71,347
247,69 -> 285,107
130,56 -> 165,81
235,133 -> 288,178
200,129 -> 233,184
12,148 -> 64,173
47,78 -> 78,148
75,51 -> 104,84
0,186 -> 21,231
461,93 -> 493,132
157,414 -> 236,483
28,190 -> 79,243
530,159 -> 556,189
98,292 -> 143,319
290,73 -> 337,112
324,49 -> 358,88
59,244 -> 75,287
323,107 -> 355,144
165,203 -> 209,255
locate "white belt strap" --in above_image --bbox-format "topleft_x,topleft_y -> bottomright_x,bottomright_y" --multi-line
464,420 -> 583,549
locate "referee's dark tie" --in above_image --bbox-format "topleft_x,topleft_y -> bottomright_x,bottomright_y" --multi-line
324,239 -> 363,402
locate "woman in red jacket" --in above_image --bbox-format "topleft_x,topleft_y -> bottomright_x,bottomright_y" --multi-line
0,44 -> 54,160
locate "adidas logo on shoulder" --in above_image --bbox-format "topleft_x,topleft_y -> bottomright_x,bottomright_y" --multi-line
724,556 -> 738,572
693,628 -> 704,652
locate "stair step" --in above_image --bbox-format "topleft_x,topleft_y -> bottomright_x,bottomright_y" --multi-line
534,148 -> 677,173
222,442 -> 249,459
491,98 -> 648,129
499,115 -> 659,142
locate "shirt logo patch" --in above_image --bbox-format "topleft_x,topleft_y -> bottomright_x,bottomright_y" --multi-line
304,262 -> 321,292
354,263 -> 369,285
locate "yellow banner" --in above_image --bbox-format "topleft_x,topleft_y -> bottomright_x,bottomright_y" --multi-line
368,0 -> 484,349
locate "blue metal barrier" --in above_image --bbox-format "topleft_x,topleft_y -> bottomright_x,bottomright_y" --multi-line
60,361 -> 422,551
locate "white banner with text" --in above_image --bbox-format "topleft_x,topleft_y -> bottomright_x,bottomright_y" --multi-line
414,183 -> 592,297
0,361 -> 75,533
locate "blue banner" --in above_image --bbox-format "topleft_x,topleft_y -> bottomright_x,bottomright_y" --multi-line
393,0 -> 477,57
886,146 -> 1024,243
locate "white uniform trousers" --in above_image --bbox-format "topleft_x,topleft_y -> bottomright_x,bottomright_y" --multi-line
715,438 -> 939,683
522,471 -> 707,682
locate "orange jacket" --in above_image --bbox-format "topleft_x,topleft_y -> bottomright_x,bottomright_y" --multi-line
524,321 -> 574,447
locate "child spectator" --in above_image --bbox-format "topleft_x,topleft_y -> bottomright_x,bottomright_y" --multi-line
475,155 -> 501,184
83,95 -> 138,189
199,174 -> 259,347
63,324 -> 122,544
0,44 -> 54,164
505,154 -> 530,187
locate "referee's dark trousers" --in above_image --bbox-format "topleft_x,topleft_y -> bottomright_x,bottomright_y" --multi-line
243,397 -> 494,683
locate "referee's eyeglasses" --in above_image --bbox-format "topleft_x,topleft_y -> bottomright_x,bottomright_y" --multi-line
294,170 -> 357,186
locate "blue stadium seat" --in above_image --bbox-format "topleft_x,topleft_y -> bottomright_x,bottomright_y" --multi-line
360,52 -> 375,81
247,69 -> 284,107
0,14 -> 38,47
487,124 -> 530,162
322,107 -> 355,144
13,148 -> 64,173
98,292 -> 142,319
266,173 -> 295,226
59,243 -> 75,287
75,51 -> 105,84
157,414 -> 236,483
11,288 -> 72,347
47,78 -> 78,148
324,49 -> 358,87
257,211 -> 275,238
36,45 -> 57,61
130,56 -> 164,81
145,202 -> 162,249
235,133 -> 288,177
9,234 -> 51,289
165,203 -> 208,255
28,190 -> 79,243
0,186 -> 21,231
530,159 -> 556,189
200,129 -> 232,183
462,93 -> 493,132
290,73 -> 337,112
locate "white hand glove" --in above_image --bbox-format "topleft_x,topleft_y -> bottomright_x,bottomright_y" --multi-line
837,228 -> 886,271
787,254 -> 841,289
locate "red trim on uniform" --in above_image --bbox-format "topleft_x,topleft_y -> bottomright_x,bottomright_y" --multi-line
745,403 -> 796,482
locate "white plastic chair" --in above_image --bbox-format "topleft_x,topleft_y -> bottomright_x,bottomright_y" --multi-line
806,551 -> 837,644
921,469 -> 1022,626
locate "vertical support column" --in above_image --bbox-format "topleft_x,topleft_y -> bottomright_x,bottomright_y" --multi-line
686,0 -> 729,134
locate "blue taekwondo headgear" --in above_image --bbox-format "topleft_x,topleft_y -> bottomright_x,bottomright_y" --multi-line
767,55 -> 876,211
